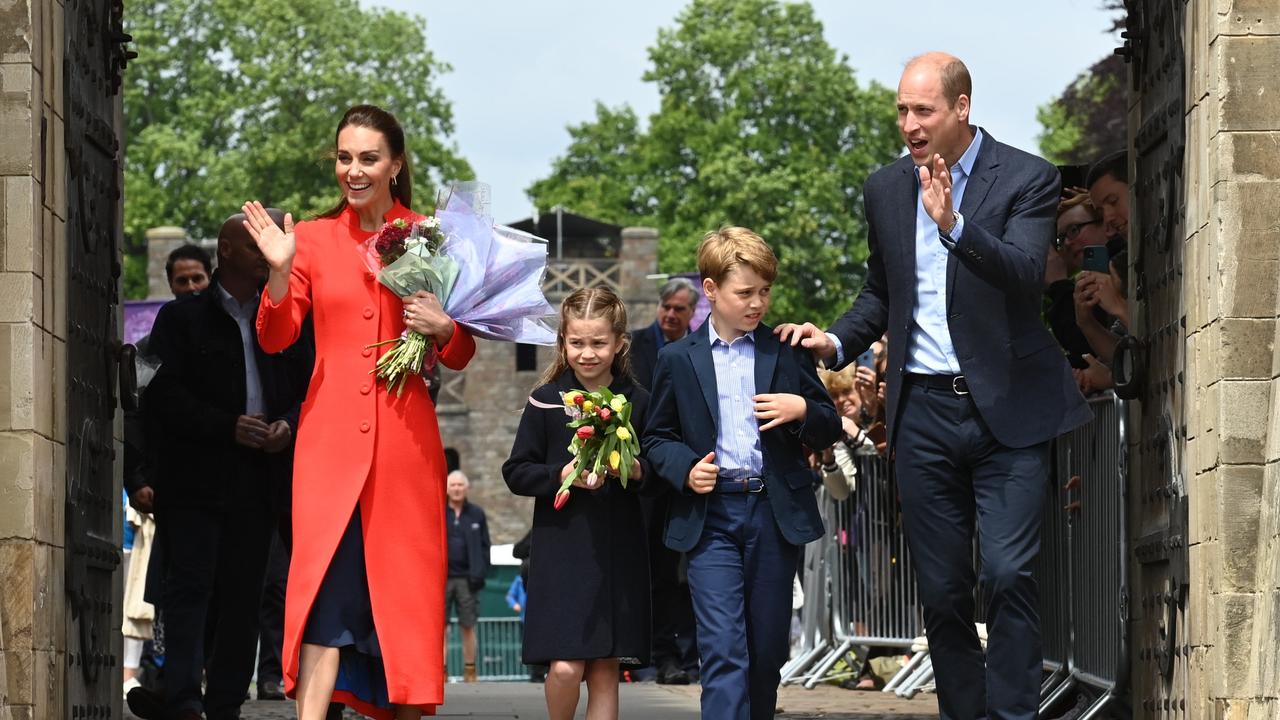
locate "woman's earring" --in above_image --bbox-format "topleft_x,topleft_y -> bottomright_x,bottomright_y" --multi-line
392,176 -> 398,186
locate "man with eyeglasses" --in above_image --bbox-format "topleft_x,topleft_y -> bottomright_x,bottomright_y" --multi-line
1043,190 -> 1111,369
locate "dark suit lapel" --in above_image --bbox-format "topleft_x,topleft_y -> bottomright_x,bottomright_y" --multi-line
688,325 -> 719,428
897,160 -> 918,274
753,326 -> 778,396
947,132 -> 1000,306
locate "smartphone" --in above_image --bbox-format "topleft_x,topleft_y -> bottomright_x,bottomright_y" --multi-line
1081,245 -> 1110,273
855,348 -> 876,369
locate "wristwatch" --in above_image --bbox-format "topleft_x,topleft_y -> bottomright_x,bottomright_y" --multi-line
941,211 -> 961,238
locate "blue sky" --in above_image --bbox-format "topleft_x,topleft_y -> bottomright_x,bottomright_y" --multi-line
375,1 -> 1123,224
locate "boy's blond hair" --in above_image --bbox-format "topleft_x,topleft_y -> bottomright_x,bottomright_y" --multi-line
696,226 -> 779,285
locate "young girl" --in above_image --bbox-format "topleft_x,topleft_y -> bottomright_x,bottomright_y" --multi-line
502,286 -> 652,720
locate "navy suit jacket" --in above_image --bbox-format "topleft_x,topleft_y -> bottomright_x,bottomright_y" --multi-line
827,131 -> 1091,449
642,322 -> 842,552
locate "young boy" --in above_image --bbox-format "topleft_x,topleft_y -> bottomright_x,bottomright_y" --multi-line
643,227 -> 841,720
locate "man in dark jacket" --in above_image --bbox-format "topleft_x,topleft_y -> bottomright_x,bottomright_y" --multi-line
628,277 -> 702,684
629,277 -> 699,393
142,210 -> 311,720
444,470 -> 491,683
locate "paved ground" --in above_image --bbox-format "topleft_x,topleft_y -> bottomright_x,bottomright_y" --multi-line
229,681 -> 940,719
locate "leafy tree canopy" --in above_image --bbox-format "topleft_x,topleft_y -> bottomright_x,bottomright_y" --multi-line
528,0 -> 902,325
1037,2 -> 1127,167
124,0 -> 471,297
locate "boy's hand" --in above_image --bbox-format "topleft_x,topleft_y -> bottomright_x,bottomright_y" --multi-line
687,451 -> 718,494
754,393 -> 806,431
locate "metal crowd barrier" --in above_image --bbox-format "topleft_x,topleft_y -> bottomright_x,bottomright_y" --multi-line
782,451 -> 925,689
1036,392 -> 1129,718
785,392 -> 1128,709
445,616 -> 527,681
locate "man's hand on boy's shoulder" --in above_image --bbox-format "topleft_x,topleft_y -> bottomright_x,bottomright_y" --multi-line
754,393 -> 806,432
775,322 -> 836,362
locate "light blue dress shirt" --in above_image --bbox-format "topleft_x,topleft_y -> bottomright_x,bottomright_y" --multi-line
828,129 -> 984,373
905,128 -> 983,374
707,318 -> 764,479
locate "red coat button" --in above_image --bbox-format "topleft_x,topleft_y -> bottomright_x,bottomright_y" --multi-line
363,307 -> 374,319
361,347 -> 373,358
360,384 -> 371,395
360,421 -> 370,433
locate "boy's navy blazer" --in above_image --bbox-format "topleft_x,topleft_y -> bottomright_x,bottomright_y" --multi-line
642,321 -> 842,552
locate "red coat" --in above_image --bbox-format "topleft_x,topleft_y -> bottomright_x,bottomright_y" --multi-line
256,201 -> 475,717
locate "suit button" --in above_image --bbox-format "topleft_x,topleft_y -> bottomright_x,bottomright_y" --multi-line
362,347 -> 373,357
360,384 -> 371,395
360,421 -> 370,433
363,307 -> 374,319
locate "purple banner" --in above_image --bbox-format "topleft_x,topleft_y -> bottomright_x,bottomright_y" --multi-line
124,300 -> 168,346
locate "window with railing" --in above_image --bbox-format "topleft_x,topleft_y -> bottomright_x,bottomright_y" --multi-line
542,259 -> 621,296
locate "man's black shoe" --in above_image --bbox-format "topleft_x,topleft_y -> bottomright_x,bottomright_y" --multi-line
125,686 -> 167,720
257,681 -> 286,701
656,664 -> 691,685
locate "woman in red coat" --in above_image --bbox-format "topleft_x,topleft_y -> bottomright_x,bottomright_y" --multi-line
244,105 -> 474,720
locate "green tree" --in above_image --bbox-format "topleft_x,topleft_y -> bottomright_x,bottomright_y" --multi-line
1036,54 -> 1126,166
524,103 -> 650,226
124,0 -> 471,297
527,0 -> 901,325
1036,2 -> 1127,166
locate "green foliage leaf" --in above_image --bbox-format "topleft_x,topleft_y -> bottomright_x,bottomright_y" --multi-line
526,0 -> 902,326
124,0 -> 472,266
1036,53 -> 1127,167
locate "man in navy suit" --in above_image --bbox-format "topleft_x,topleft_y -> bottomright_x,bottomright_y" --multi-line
644,227 -> 841,720
779,53 -> 1090,720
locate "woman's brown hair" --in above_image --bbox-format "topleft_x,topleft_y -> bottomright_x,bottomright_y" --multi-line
318,104 -> 413,218
538,286 -> 632,388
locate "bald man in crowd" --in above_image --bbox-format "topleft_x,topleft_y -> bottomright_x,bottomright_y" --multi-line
141,209 -> 313,720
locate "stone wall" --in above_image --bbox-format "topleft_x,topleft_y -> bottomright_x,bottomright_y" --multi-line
0,0 -> 69,717
1181,1 -> 1280,717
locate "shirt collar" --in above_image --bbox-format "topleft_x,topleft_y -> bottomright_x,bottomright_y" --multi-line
953,127 -> 983,179
216,281 -> 259,313
707,317 -> 754,347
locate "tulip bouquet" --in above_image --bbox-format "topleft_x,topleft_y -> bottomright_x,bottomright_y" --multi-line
554,388 -> 640,510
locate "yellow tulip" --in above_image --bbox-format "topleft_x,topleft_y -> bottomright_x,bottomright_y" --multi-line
610,397 -> 626,413
609,450 -> 621,470
582,400 -> 595,413
616,427 -> 631,441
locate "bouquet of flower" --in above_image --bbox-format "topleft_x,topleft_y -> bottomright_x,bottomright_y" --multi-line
360,216 -> 459,396
554,387 -> 641,510
359,183 -> 557,395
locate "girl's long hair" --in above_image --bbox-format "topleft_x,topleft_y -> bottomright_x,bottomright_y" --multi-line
317,104 -> 413,218
538,286 -> 632,388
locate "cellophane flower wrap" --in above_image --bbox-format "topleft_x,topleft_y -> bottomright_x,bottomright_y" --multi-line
554,387 -> 641,510
359,182 -> 557,395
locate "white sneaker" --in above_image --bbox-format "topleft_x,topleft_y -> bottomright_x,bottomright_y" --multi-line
122,676 -> 141,700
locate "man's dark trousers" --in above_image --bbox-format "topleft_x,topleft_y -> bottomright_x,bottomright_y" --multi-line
256,526 -> 289,690
895,379 -> 1049,720
160,484 -> 273,719
642,492 -> 698,677
687,492 -> 797,720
